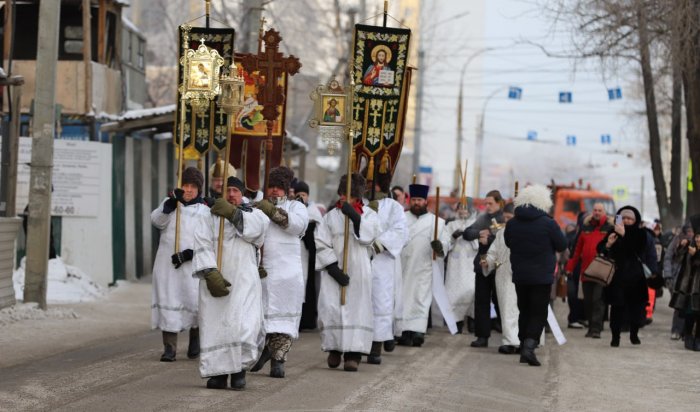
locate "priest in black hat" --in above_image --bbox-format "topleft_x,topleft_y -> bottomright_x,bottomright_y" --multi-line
397,183 -> 451,347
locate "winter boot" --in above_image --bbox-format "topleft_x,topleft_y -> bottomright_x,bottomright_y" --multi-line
206,374 -> 228,389
456,321 -> 464,334
630,331 -> 641,345
397,331 -> 413,346
470,337 -> 488,348
251,346 -> 271,372
160,331 -> 177,362
498,345 -> 518,355
270,359 -> 285,378
187,328 -> 200,359
343,353 -> 360,372
467,317 -> 475,334
383,339 -> 396,352
230,371 -> 246,390
519,338 -> 541,366
412,332 -> 425,347
327,351 -> 342,368
367,341 -> 382,364
684,335 -> 695,350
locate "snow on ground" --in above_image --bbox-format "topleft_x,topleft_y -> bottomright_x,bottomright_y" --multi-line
13,257 -> 107,304
0,303 -> 78,327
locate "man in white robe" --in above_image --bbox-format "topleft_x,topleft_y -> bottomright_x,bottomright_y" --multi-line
315,173 -> 381,371
250,166 -> 309,378
151,167 -> 209,362
483,202 -> 520,355
293,180 -> 324,331
398,184 -> 451,347
445,200 -> 479,334
192,176 -> 269,390
363,170 -> 408,364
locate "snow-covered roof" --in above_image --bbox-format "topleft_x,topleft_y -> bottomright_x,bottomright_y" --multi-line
96,104 -> 176,122
121,15 -> 143,36
114,0 -> 131,6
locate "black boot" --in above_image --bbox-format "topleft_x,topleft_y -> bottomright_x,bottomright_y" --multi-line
397,331 -> 413,346
367,341 -> 382,364
467,317 -> 475,334
470,337 -> 488,348
206,374 -> 228,389
251,346 -> 271,372
630,331 -> 641,345
498,345 -> 518,355
684,335 -> 695,350
383,339 -> 396,352
611,334 -> 620,347
270,359 -> 285,378
230,370 -> 246,390
412,332 -> 425,347
160,331 -> 177,362
519,338 -> 541,366
456,321 -> 464,334
187,328 -> 200,359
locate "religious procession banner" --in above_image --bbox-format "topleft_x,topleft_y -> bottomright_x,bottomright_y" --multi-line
351,24 -> 412,179
174,26 -> 235,160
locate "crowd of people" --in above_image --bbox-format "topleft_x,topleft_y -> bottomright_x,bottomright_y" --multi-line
149,163 -> 700,390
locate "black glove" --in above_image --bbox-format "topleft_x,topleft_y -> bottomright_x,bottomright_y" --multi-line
171,249 -> 193,269
204,269 -> 231,297
173,188 -> 185,203
325,262 -> 350,286
163,193 -> 178,214
430,240 -> 444,257
302,221 -> 317,252
341,202 -> 361,237
452,230 -> 464,239
203,196 -> 217,207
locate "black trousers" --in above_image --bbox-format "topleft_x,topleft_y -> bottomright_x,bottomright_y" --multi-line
567,268 -> 585,323
474,271 -> 499,338
515,284 -> 551,342
582,281 -> 605,333
610,303 -> 645,338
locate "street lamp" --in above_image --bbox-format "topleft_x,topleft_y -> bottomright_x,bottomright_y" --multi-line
473,86 -> 508,196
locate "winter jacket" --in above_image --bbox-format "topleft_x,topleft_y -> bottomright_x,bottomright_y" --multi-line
463,210 -> 504,275
504,205 -> 567,285
565,214 -> 614,281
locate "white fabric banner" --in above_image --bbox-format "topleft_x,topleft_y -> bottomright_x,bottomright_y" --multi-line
547,304 -> 567,345
431,260 -> 458,335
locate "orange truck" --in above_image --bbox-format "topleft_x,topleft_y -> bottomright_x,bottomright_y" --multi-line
550,182 -> 615,229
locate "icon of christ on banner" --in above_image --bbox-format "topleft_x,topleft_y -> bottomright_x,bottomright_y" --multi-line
362,44 -> 395,86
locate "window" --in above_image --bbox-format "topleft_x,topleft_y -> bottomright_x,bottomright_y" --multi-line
563,200 -> 581,214
137,39 -> 145,70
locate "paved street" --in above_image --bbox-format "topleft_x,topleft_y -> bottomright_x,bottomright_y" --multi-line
1,282 -> 699,411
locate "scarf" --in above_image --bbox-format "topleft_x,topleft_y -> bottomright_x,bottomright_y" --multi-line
336,199 -> 364,215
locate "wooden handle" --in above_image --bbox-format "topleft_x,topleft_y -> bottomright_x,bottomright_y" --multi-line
433,187 -> 440,260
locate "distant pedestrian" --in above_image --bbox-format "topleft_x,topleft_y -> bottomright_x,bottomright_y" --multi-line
669,214 -> 700,352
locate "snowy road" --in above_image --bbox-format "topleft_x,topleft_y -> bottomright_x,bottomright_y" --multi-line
0,283 -> 698,411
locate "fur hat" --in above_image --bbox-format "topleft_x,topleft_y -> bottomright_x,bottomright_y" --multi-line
210,159 -> 236,180
268,166 -> 294,192
293,180 -> 310,194
226,176 -> 245,193
337,173 -> 366,199
514,184 -> 552,212
182,167 -> 204,194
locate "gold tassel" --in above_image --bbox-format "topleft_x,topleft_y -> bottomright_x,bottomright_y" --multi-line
367,156 -> 375,181
379,151 -> 390,174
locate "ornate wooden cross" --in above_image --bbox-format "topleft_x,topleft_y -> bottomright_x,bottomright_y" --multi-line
239,28 -> 301,191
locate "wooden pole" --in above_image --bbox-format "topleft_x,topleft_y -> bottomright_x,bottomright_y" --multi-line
174,98 -> 186,253
432,186 -> 440,260
514,180 -> 519,198
216,115 -> 234,268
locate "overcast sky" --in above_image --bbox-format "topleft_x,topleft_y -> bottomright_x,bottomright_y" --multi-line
416,0 -> 659,218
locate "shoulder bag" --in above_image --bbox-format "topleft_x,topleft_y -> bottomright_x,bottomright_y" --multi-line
584,255 -> 616,285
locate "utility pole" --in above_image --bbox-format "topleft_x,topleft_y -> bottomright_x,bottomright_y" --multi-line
412,48 -> 424,178
24,0 -> 60,309
453,80 -> 463,192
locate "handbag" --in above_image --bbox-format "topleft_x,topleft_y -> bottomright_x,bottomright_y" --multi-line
584,255 -> 616,285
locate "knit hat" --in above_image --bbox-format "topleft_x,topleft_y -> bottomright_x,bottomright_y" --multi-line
268,166 -> 294,192
337,173 -> 366,199
293,180 -> 310,194
182,167 -> 204,194
226,176 -> 246,193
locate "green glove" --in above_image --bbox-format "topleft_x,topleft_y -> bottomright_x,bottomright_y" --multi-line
430,240 -> 444,257
368,200 -> 379,213
210,198 -> 237,221
256,199 -> 277,218
204,269 -> 231,297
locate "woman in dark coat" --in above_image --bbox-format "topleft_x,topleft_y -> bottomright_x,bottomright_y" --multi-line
669,215 -> 700,351
504,185 -> 567,366
597,205 -> 648,347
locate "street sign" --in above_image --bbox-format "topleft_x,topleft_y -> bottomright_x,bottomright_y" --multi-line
559,92 -> 572,103
566,135 -> 576,146
508,86 -> 522,100
527,130 -> 537,141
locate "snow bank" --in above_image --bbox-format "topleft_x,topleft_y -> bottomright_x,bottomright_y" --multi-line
0,302 -> 78,327
13,257 -> 107,304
